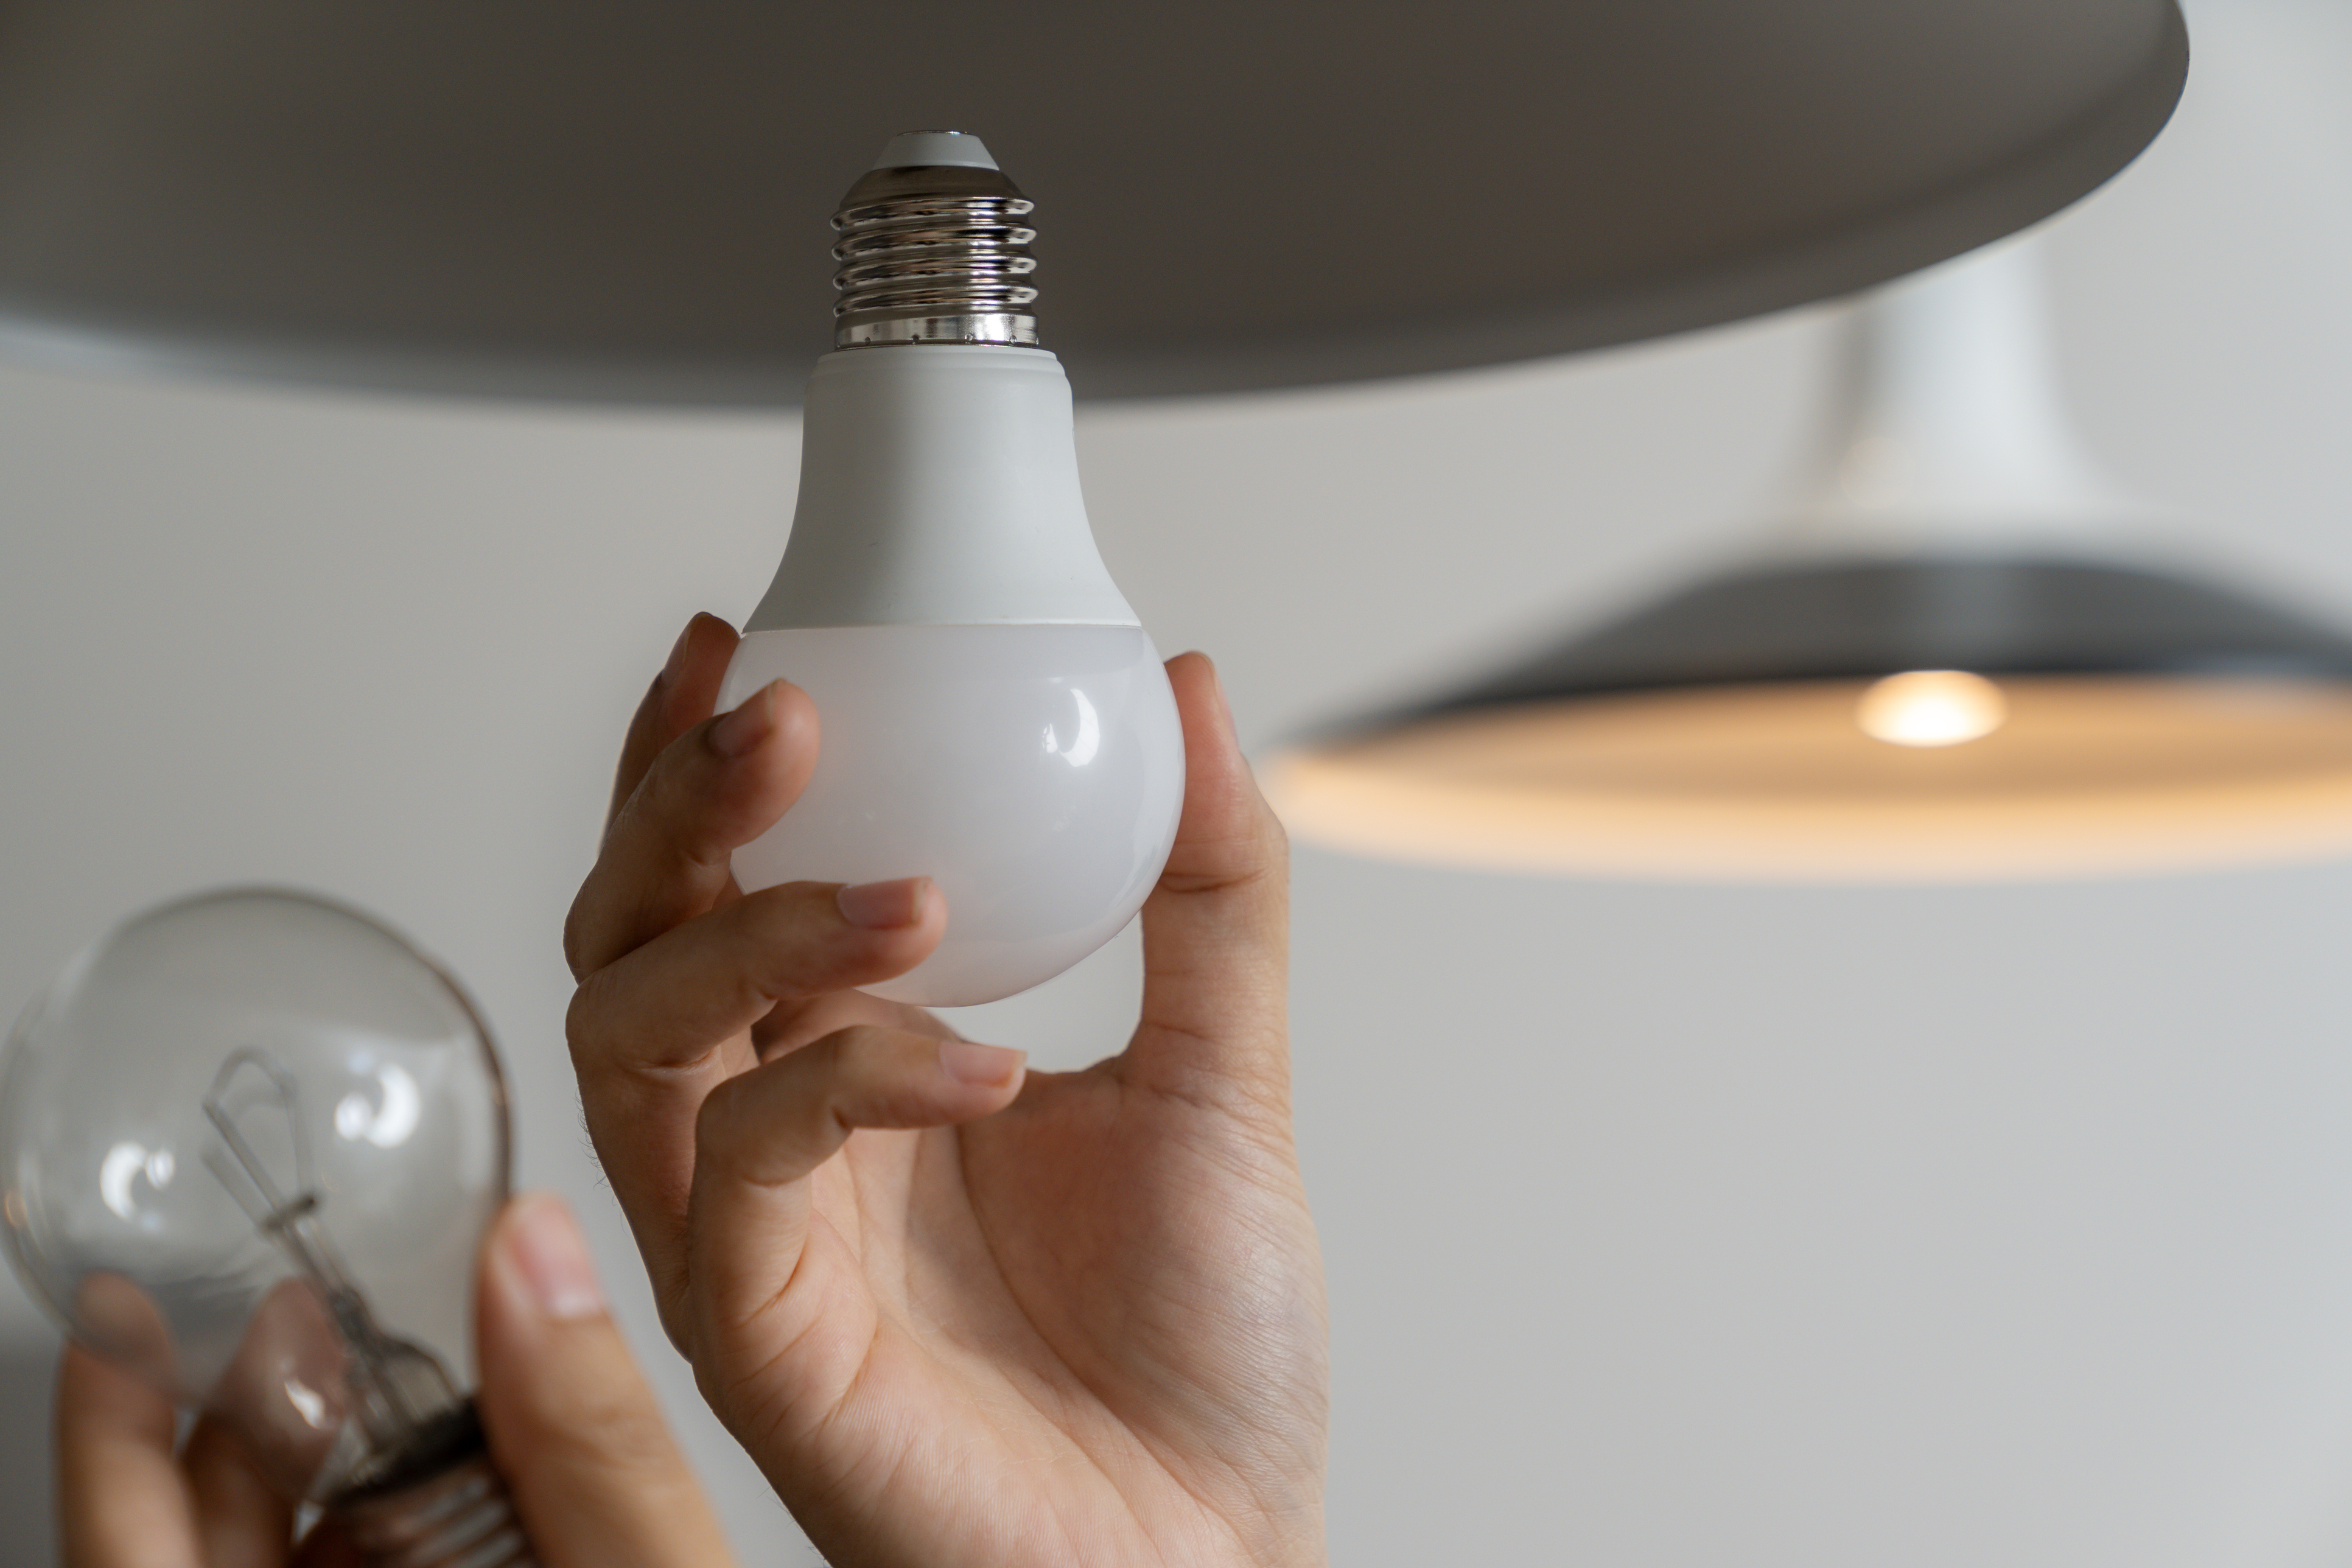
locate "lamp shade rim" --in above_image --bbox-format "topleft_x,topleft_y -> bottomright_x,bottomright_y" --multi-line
1309,552 -> 2352,743
1264,553 -> 2352,884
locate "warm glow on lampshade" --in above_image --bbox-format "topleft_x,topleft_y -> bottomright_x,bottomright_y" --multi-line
1264,675 -> 2352,881
1264,550 -> 2352,883
1855,670 -> 2008,746
1270,239 -> 2352,884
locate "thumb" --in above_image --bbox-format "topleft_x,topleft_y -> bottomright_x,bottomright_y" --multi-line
1131,652 -> 1292,1113
474,1194 -> 737,1568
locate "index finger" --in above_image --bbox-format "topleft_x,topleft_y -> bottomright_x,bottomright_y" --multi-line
606,614 -> 738,833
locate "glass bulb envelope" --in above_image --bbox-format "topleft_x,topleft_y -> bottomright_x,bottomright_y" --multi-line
0,888 -> 510,1502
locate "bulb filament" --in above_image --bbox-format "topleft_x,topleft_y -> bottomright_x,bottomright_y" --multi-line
203,1049 -> 464,1489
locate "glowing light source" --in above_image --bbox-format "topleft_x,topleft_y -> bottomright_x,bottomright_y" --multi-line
1263,676 -> 2352,881
1857,670 -> 2007,747
1269,241 -> 2352,882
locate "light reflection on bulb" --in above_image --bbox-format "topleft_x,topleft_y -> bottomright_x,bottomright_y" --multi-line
334,1063 -> 422,1150
98,1142 -> 175,1220
1857,670 -> 2009,747
285,1377 -> 332,1430
1045,688 -> 1102,768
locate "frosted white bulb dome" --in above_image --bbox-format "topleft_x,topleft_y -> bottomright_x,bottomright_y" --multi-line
721,625 -> 1183,1005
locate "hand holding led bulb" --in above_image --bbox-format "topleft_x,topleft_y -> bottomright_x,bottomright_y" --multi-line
566,131 -> 1328,1565
564,620 -> 1330,1568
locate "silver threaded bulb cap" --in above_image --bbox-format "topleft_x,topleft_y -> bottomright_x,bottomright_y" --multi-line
831,130 -> 1041,349
332,1404 -> 536,1568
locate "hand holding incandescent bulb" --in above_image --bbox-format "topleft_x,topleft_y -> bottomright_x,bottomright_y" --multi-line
564,618 -> 1329,1568
1,890 -> 527,1567
56,1193 -> 740,1568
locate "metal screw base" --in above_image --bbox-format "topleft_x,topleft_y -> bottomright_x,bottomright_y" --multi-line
838,311 -> 1040,349
332,1407 -> 534,1568
830,158 -> 1042,349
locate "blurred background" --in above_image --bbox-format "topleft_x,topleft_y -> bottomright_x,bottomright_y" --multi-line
6,0 -> 2352,1560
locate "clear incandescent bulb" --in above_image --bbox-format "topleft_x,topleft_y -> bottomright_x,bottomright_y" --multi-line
721,130 -> 1185,1007
0,888 -> 528,1567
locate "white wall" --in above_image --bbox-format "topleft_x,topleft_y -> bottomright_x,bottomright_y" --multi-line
7,1 -> 2352,1561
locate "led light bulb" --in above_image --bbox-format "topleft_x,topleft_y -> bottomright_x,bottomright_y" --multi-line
1856,670 -> 2009,746
720,131 -> 1185,1006
0,889 -> 529,1568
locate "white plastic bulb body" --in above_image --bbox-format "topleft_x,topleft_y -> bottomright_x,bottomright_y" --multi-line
0,889 -> 514,1521
725,345 -> 1184,1007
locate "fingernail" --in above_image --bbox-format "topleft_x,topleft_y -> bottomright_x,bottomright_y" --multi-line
710,682 -> 775,758
939,1038 -> 1025,1088
836,876 -> 931,930
504,1195 -> 604,1321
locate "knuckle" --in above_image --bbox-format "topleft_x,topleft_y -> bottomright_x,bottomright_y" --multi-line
749,1025 -> 857,1099
657,1287 -> 699,1362
1256,793 -> 1292,862
819,1022 -> 884,1057
559,903 -> 594,982
561,973 -> 607,1060
691,1071 -> 744,1149
693,1063 -> 782,1163
800,1025 -> 884,1083
597,781 -> 654,859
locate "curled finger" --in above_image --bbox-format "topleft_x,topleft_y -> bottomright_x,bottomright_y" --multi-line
566,646 -> 819,979
56,1345 -> 201,1568
605,614 -> 733,828
183,1416 -> 295,1567
682,1026 -> 1026,1414
568,877 -> 947,1326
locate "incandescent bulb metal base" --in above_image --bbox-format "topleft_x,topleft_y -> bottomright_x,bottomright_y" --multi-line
334,1404 -> 534,1568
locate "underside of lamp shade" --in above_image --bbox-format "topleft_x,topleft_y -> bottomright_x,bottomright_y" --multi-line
1263,556 -> 2352,883
0,0 -> 2185,403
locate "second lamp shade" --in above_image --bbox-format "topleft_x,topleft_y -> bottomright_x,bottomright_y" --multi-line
1265,240 -> 2352,882
1266,558 -> 2352,881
